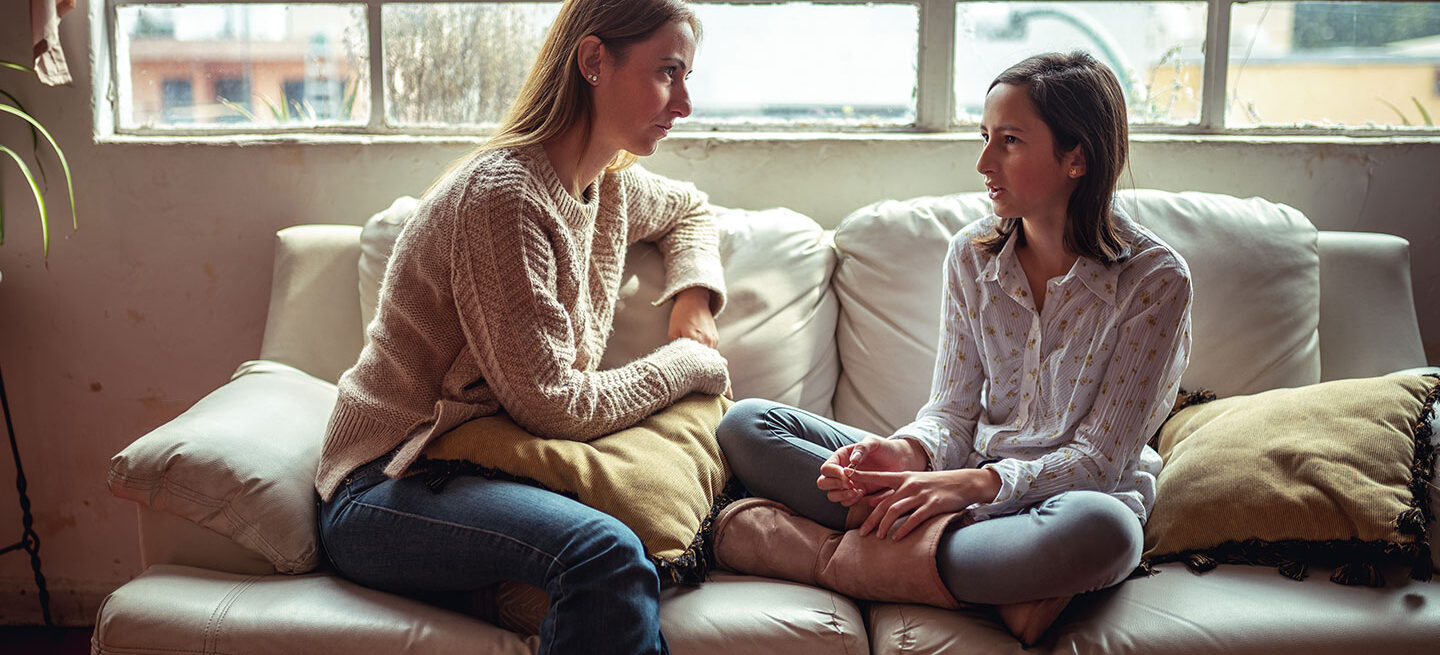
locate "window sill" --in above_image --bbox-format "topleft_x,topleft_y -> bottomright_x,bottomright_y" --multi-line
94,129 -> 1440,148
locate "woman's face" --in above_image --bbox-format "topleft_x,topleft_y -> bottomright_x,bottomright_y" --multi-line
976,82 -> 1082,224
591,20 -> 696,157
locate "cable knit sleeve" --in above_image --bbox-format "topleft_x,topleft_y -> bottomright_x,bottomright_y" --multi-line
450,182 -> 728,442
620,165 -> 728,315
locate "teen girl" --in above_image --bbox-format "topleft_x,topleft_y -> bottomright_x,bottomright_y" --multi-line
714,52 -> 1193,645
315,2 -> 728,653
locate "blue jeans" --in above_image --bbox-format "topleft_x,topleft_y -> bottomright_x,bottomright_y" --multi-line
317,453 -> 668,655
717,398 -> 1142,604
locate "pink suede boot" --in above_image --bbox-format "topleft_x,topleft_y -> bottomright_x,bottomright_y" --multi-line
996,595 -> 1072,646
712,497 -> 966,608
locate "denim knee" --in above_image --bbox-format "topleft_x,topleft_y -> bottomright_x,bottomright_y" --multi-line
558,512 -> 655,588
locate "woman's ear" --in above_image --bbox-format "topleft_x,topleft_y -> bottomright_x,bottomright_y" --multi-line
1065,146 -> 1087,179
577,35 -> 604,85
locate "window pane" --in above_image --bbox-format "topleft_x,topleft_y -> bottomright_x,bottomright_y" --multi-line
117,4 -> 369,129
688,2 -> 918,127
955,2 -> 1208,125
383,3 -> 559,127
1229,2 -> 1440,128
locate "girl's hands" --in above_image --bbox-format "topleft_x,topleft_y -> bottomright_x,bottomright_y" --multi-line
816,436 -> 929,505
847,467 -> 1002,541
668,287 -> 719,349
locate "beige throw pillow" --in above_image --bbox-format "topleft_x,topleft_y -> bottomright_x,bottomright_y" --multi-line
421,394 -> 733,584
1144,374 -> 1438,586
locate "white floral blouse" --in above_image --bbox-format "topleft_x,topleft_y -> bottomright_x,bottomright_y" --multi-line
893,212 -> 1193,522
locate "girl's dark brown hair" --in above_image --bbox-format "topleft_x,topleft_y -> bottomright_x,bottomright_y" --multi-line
974,51 -> 1132,263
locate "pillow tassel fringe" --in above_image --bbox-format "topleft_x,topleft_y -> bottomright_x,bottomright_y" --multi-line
1184,553 -> 1217,573
1412,545 -> 1433,583
1395,507 -> 1426,536
1330,560 -> 1385,587
1401,374 -> 1439,583
1277,559 -> 1309,582
658,479 -> 742,587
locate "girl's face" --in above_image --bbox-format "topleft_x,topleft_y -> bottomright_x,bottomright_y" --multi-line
976,82 -> 1083,225
591,20 -> 696,157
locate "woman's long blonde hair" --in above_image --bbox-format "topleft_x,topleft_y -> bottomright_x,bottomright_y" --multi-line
444,0 -> 699,183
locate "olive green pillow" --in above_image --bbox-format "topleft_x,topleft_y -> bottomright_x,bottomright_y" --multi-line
421,394 -> 733,584
1144,374 -> 1438,586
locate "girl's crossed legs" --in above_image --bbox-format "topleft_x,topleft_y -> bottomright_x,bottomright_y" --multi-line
716,398 -> 1141,605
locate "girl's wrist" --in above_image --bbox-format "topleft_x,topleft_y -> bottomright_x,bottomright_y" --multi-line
890,437 -> 931,471
973,467 -> 1002,504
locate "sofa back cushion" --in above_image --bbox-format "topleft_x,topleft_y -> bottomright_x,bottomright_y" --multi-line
830,189 -> 1320,436
359,203 -> 840,417
358,196 -> 420,336
260,225 -> 366,385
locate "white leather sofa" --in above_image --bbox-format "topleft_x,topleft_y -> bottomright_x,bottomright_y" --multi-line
96,189 -> 1440,654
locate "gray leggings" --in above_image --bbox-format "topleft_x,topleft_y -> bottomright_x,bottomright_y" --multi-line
716,398 -> 1143,604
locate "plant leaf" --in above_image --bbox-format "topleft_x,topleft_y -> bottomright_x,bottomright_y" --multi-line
0,103 -> 76,231
217,96 -> 257,122
0,144 -> 49,259
0,89 -> 47,184
1377,98 -> 1410,126
1412,97 -> 1433,128
0,60 -> 35,75
341,77 -> 358,120
258,94 -> 284,122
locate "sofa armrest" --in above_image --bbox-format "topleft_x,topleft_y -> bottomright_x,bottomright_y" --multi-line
108,360 -> 337,574
260,225 -> 365,385
1317,231 -> 1428,381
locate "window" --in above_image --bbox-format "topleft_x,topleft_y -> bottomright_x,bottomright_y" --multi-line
687,3 -> 919,127
115,3 -> 368,129
953,2 -> 1208,126
1228,2 -> 1440,128
104,0 -> 1440,135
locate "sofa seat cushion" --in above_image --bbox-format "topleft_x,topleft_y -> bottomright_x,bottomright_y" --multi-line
866,563 -> 1440,655
359,202 -> 840,417
662,573 -> 868,655
830,190 -> 1319,435
92,565 -> 536,655
93,566 -> 868,655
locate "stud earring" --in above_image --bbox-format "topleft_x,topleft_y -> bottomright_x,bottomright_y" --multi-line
588,74 -> 598,84
1069,168 -> 1079,178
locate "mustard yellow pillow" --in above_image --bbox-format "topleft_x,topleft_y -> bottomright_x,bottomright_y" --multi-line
1144,374 -> 1438,586
421,394 -> 733,584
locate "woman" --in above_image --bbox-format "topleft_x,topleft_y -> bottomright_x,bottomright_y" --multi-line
315,2 -> 726,653
714,52 -> 1193,646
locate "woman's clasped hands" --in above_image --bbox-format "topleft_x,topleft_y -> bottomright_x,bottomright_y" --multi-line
818,436 -> 1001,542
667,286 -> 732,399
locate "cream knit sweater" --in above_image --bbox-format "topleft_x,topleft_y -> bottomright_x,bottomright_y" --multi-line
316,144 -> 730,501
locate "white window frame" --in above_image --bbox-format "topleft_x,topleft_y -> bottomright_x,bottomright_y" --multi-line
100,0 -> 1440,137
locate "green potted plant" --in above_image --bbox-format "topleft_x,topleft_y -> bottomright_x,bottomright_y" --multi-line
1,58 -> 75,265
1,56 -> 73,628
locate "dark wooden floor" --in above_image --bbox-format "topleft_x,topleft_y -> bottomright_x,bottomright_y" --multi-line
0,627 -> 92,655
